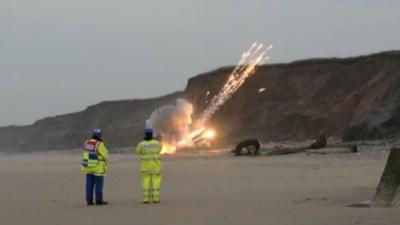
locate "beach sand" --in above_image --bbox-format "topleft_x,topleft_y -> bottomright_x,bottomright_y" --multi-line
0,150 -> 398,225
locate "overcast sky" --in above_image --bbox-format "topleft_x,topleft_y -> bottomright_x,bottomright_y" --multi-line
1,0 -> 399,126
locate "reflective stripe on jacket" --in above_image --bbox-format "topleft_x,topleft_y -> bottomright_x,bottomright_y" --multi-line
136,139 -> 162,174
81,139 -> 109,176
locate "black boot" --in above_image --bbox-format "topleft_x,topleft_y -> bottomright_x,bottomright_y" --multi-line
96,201 -> 109,206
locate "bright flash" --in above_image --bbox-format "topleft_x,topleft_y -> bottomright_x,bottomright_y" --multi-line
160,128 -> 217,154
202,130 -> 216,139
258,87 -> 266,93
160,144 -> 177,155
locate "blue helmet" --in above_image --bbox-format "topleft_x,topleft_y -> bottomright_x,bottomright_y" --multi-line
144,127 -> 154,135
93,128 -> 102,138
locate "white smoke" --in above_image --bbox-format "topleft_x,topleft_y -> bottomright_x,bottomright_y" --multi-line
146,98 -> 193,146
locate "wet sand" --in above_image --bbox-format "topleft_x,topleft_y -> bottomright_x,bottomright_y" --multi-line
0,150 -> 398,225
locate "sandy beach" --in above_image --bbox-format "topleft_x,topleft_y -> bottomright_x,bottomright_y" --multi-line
0,150 -> 398,225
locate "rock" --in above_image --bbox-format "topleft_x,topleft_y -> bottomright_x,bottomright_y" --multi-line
267,147 -> 306,156
351,144 -> 358,153
347,200 -> 371,208
306,146 -> 357,155
234,139 -> 260,156
309,135 -> 327,149
371,147 -> 400,207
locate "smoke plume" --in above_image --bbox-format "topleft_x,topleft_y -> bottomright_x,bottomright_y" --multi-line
146,98 -> 193,146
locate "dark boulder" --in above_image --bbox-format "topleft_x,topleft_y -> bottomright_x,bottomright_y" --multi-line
309,135 -> 327,149
234,139 -> 261,156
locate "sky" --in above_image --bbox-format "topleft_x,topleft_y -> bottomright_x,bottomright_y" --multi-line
1,0 -> 399,126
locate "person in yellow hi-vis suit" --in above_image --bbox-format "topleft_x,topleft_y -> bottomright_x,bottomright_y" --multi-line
81,128 -> 109,206
136,127 -> 162,204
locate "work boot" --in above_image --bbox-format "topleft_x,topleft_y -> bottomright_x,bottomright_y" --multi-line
96,201 -> 108,206
153,200 -> 160,204
143,201 -> 149,204
87,202 -> 94,206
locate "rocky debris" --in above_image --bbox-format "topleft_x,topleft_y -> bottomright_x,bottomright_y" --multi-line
258,140 -> 359,156
265,146 -> 306,156
306,146 -> 356,155
371,147 -> 400,207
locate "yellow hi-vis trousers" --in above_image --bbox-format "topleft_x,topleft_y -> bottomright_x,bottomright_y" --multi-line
141,173 -> 162,202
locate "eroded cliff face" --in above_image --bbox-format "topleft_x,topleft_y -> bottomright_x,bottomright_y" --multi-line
0,92 -> 182,151
184,51 -> 400,144
1,51 -> 399,152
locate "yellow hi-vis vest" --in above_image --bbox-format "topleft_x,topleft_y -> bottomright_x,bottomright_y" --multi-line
81,139 -> 109,176
136,139 -> 162,174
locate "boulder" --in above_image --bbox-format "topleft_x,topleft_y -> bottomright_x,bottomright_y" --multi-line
234,139 -> 260,156
371,147 -> 400,207
309,135 -> 327,149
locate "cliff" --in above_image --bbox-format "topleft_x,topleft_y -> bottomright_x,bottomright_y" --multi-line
1,50 -> 399,151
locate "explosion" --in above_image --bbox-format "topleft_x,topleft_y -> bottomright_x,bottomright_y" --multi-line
160,144 -> 177,155
202,130 -> 216,139
146,42 -> 272,154
198,42 -> 272,124
146,99 -> 193,154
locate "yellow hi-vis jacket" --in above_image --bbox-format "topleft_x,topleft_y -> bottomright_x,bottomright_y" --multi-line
81,139 -> 109,176
136,139 -> 162,174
